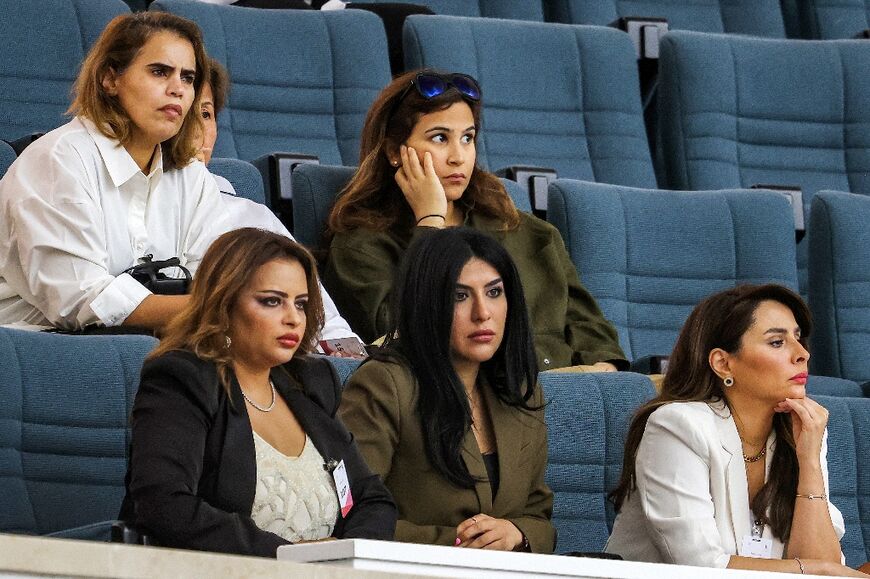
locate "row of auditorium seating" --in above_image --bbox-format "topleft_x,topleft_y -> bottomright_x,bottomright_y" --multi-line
119,0 -> 870,41
2,327 -> 869,565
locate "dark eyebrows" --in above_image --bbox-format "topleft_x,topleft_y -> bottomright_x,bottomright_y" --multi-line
256,289 -> 288,298
763,327 -> 801,335
148,62 -> 196,78
455,278 -> 503,290
423,125 -> 477,134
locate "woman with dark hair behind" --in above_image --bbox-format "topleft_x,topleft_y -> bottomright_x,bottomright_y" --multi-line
120,227 -> 395,557
606,284 -> 864,576
339,227 -> 555,552
324,69 -> 626,372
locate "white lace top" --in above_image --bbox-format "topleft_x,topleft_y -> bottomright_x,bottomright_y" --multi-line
250,432 -> 338,543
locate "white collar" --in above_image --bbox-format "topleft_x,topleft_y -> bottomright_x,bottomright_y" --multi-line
80,116 -> 164,187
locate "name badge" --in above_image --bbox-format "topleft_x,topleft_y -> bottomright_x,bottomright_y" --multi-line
318,338 -> 368,359
331,459 -> 354,518
740,535 -> 773,559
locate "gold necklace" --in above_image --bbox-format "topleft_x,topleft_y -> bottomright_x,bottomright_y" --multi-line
743,445 -> 766,463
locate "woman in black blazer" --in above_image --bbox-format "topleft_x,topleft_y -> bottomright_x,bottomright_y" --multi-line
120,228 -> 396,557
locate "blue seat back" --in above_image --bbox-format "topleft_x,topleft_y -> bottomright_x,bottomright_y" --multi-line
208,157 -> 266,205
151,1 -> 391,165
542,371 -> 656,553
548,180 -> 798,361
546,0 -> 786,37
350,0 -> 542,20
292,163 -> 533,250
0,329 -> 157,540
809,191 -> 870,382
657,32 -> 870,293
787,0 -> 870,39
807,375 -> 865,397
0,0 -> 129,142
0,140 -> 15,179
816,394 -> 870,566
404,16 -> 655,185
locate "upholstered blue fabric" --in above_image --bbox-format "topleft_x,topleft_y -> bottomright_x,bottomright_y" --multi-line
208,157 -> 266,205
789,0 -> 870,39
151,1 -> 391,166
809,191 -> 870,383
545,0 -> 786,37
0,328 -> 157,540
807,375 -> 864,397
291,163 -> 533,250
321,355 -> 362,386
542,371 -> 656,553
403,16 -> 655,185
658,32 -> 870,294
816,394 -> 870,566
547,180 -> 798,361
350,0 -> 542,20
0,140 -> 15,179
0,0 -> 129,142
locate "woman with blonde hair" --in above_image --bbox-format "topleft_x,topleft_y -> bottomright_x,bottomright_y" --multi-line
120,227 -> 395,556
325,69 -> 626,372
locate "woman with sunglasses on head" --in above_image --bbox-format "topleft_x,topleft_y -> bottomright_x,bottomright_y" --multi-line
606,284 -> 865,576
120,227 -> 396,556
324,70 -> 627,372
339,227 -> 554,552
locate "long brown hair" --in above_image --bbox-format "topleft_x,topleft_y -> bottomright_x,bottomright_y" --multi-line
68,12 -> 209,170
150,228 -> 325,395
327,69 -> 519,235
610,284 -> 811,541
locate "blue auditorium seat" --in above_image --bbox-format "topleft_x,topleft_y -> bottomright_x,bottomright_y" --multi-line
0,0 -> 129,142
0,140 -> 15,179
350,0 -> 543,20
809,191 -> 870,383
786,0 -> 870,39
291,163 -> 533,250
208,157 -> 267,206
0,328 -> 157,541
657,32 -> 870,295
403,16 -> 655,185
150,0 -> 391,167
545,0 -> 786,37
541,370 -> 656,553
816,394 -> 870,566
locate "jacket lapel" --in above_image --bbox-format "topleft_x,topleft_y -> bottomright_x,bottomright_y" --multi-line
481,382 -> 522,512
714,405 -> 751,550
460,418 -> 493,513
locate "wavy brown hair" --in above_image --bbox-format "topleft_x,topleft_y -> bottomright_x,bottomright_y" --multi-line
610,284 -> 811,542
68,12 -> 209,170
327,69 -> 519,235
150,228 -> 325,396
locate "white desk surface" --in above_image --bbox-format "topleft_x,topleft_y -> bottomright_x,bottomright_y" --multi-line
279,539 -> 829,579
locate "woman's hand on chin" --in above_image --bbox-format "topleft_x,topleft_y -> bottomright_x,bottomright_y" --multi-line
394,145 -> 448,225
454,513 -> 524,551
775,396 -> 828,465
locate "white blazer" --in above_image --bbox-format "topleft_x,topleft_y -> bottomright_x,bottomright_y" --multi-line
604,401 -> 845,568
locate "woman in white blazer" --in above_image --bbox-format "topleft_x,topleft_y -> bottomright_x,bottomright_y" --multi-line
606,284 -> 866,576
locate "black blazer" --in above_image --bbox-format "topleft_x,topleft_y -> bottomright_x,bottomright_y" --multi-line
119,350 -> 396,557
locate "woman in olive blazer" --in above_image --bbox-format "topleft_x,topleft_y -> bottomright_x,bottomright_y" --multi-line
340,228 -> 555,553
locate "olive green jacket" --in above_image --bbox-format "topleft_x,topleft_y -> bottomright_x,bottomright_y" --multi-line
339,359 -> 555,553
324,211 -> 627,371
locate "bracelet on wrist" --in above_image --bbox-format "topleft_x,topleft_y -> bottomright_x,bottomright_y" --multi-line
796,493 -> 827,500
416,213 -> 446,225
794,557 -> 805,574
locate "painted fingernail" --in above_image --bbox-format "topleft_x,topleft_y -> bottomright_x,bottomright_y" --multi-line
454,537 -> 461,546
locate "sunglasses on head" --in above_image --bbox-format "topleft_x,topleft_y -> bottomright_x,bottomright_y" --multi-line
398,72 -> 482,105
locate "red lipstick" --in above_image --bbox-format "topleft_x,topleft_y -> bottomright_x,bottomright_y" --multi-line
789,372 -> 808,384
277,333 -> 300,348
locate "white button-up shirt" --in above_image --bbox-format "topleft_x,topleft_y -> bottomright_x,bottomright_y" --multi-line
0,116 -> 357,341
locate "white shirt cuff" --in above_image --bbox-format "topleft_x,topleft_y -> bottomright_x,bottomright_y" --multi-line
88,273 -> 152,327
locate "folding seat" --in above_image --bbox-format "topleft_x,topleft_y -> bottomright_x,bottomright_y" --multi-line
547,179 -> 861,394
208,157 -> 267,205
545,0 -> 786,37
291,163 -> 533,250
0,328 -> 157,541
542,370 -> 656,553
809,191 -> 870,384
657,32 -> 870,294
784,0 -> 870,39
403,16 -> 656,211
0,0 -> 129,142
350,0 -> 543,20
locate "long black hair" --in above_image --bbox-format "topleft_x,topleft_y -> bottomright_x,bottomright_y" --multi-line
375,227 -> 539,488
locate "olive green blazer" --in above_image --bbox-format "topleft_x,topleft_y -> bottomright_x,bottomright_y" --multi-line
324,211 -> 627,371
339,358 -> 555,553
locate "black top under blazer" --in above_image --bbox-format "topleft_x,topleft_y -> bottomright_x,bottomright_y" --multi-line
119,350 -> 397,557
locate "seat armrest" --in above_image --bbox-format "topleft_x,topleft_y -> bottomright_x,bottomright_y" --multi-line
610,17 -> 669,60
750,184 -> 804,242
630,355 -> 669,375
252,152 -> 320,223
495,165 -> 558,215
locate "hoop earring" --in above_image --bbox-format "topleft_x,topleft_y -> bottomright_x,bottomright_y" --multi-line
723,376 -> 734,388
